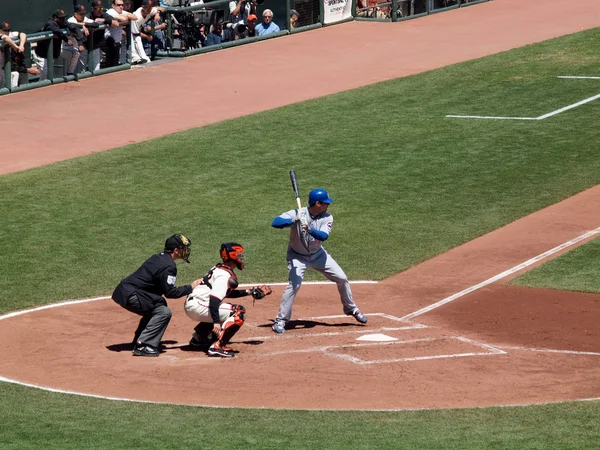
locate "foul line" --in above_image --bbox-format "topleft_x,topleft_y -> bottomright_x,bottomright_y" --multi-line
401,227 -> 600,320
447,75 -> 600,120
557,76 -> 600,80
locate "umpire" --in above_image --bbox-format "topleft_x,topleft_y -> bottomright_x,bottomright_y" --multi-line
112,234 -> 203,357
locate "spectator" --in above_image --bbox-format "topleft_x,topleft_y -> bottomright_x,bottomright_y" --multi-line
34,10 -> 72,81
289,9 -> 299,30
375,1 -> 392,19
356,0 -> 379,17
87,0 -> 119,71
66,5 -> 92,76
229,0 -> 255,24
204,23 -> 223,47
0,22 -> 40,87
255,9 -> 280,36
239,14 -> 257,38
142,12 -> 167,58
130,0 -> 165,65
105,0 -> 137,67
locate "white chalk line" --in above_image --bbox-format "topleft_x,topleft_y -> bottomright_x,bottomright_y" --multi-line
243,312 -> 427,341
447,75 -> 600,120
263,336 -> 508,365
557,76 -> 600,79
0,373 -> 597,412
0,280 -> 378,323
401,227 -> 600,320
495,345 -> 600,357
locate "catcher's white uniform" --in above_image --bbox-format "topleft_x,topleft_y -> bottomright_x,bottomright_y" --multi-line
184,264 -> 238,323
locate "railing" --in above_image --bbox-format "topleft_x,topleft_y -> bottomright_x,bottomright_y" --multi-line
158,0 -> 292,57
354,0 -> 487,22
1,23 -> 131,94
1,0 -> 491,96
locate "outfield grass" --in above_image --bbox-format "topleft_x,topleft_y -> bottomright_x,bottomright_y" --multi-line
0,27 -> 599,449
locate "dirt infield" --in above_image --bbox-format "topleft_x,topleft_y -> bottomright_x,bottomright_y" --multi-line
0,0 -> 599,410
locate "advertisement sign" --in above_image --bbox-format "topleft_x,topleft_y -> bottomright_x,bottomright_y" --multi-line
323,0 -> 353,24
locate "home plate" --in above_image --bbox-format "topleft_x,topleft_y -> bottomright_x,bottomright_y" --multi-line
356,334 -> 398,342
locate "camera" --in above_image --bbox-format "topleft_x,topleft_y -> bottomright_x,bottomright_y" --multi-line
224,22 -> 247,34
172,10 -> 209,49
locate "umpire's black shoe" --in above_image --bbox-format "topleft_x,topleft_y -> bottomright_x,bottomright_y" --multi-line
132,344 -> 160,357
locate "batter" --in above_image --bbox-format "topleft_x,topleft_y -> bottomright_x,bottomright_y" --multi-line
271,188 -> 367,333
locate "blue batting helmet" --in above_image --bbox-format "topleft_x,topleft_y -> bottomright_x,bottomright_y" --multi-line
308,189 -> 334,206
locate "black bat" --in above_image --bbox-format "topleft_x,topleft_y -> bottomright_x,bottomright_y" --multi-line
289,170 -> 310,250
290,170 -> 302,210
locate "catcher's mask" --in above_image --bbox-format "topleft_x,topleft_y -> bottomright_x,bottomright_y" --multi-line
220,242 -> 245,270
164,234 -> 192,263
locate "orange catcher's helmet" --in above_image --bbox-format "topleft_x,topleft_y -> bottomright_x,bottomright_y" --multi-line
220,242 -> 245,270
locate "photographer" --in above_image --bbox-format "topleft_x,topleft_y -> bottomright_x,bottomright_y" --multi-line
229,0 -> 256,24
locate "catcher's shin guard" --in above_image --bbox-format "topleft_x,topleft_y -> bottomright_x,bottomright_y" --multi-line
216,305 -> 246,349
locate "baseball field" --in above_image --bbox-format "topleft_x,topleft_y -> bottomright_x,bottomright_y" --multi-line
1,1 -> 599,448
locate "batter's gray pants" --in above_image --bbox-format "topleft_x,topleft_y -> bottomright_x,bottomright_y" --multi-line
275,248 -> 357,325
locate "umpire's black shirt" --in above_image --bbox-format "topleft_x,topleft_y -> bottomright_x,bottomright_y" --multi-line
112,252 -> 192,307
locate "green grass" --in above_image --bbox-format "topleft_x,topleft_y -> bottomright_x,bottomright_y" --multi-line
0,25 -> 599,450
1,29 -> 600,313
511,237 -> 600,293
1,383 -> 599,449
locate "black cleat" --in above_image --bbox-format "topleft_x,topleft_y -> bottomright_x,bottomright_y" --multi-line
207,345 -> 235,358
132,344 -> 160,357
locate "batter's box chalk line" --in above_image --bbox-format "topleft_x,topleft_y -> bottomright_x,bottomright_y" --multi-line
446,75 -> 600,121
494,345 -> 600,357
262,336 -> 507,365
245,313 -> 427,342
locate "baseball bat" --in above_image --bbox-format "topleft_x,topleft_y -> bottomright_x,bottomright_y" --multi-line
290,170 -> 302,210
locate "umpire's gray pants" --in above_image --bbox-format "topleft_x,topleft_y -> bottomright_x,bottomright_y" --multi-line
136,305 -> 172,349
275,248 -> 357,324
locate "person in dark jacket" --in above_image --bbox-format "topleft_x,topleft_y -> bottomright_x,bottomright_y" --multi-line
35,9 -> 71,80
112,234 -> 203,357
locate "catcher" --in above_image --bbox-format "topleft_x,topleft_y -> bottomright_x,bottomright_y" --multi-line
184,242 -> 272,357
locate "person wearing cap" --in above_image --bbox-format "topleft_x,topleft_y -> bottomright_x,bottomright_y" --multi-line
270,189 -> 368,334
255,9 -> 280,36
289,9 -> 300,30
239,14 -> 257,39
0,22 -> 39,87
111,234 -> 204,357
130,0 -> 165,64
64,5 -> 92,76
85,0 -> 119,71
34,10 -> 73,81
105,0 -> 138,67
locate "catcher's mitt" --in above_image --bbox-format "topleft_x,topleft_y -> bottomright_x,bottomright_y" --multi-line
250,285 -> 272,305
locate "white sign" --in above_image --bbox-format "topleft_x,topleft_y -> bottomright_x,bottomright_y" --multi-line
323,0 -> 353,24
